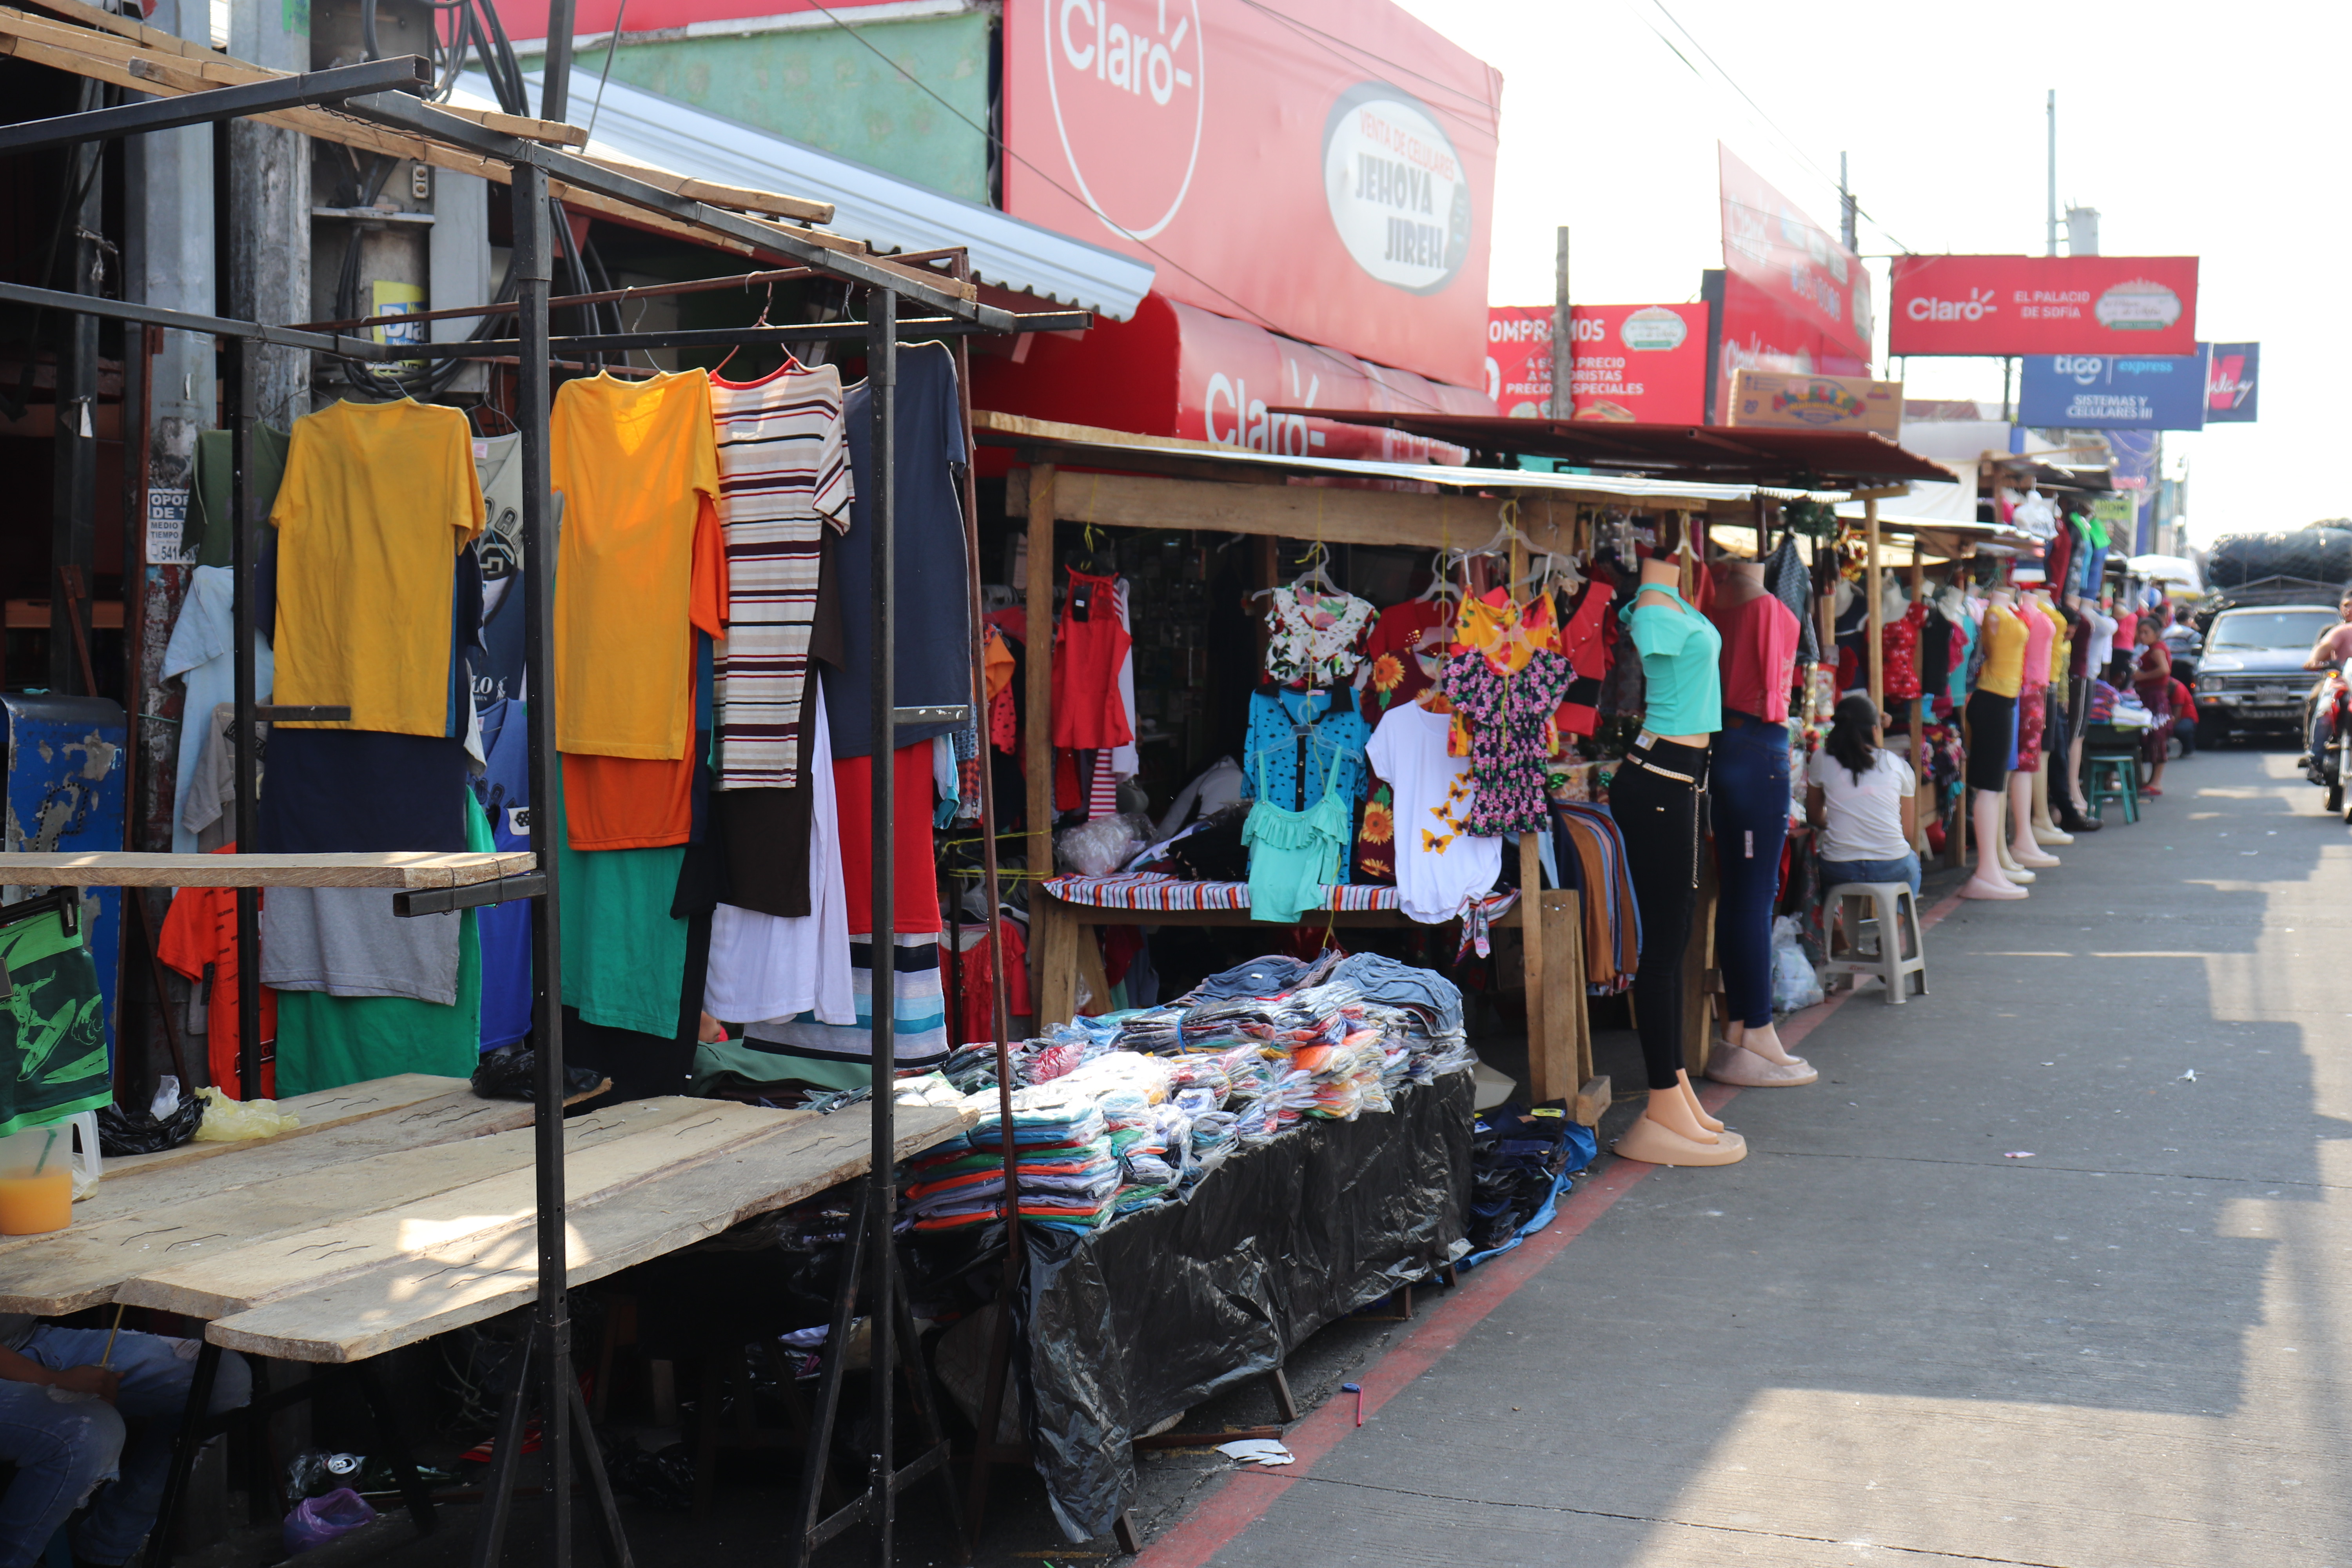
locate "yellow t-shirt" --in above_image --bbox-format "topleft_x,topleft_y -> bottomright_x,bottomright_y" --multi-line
269,399 -> 483,735
1978,603 -> 2028,698
552,371 -> 722,760
2040,599 -> 2069,688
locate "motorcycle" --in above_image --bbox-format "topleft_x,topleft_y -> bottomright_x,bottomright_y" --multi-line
2309,662 -> 2352,820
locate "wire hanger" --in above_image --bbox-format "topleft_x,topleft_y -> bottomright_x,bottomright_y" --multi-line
711,281 -> 800,381
1250,540 -> 1345,602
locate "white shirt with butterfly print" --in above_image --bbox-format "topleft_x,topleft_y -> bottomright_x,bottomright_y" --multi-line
1365,700 -> 1502,924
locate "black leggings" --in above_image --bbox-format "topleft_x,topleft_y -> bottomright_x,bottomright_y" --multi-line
1609,735 -> 1710,1091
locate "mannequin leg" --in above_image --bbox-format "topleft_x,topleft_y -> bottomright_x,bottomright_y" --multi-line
1677,1071 -> 1726,1131
1707,719 -> 1807,1084
2030,759 -> 2071,844
1993,795 -> 2034,880
1961,786 -> 2027,899
2008,771 -> 2059,866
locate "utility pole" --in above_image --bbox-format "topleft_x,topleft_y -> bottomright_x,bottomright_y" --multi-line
2045,90 -> 2058,256
1839,152 -> 1857,253
1550,226 -> 1570,421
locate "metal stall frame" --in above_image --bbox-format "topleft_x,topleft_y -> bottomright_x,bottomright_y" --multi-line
0,18 -> 1037,1562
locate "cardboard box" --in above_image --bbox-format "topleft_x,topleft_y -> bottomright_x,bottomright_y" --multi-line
1728,370 -> 1903,437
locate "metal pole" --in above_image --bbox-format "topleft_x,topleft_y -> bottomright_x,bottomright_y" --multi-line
51,78 -> 103,696
2045,90 -> 2057,257
229,339 -> 261,1099
864,284 -> 898,1568
1839,151 -> 1858,253
541,0 -> 578,123
1549,227 -> 1570,421
510,163 -> 575,1568
1865,497 -> 1884,714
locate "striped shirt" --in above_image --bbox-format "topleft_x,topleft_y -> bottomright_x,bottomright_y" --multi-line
711,363 -> 854,789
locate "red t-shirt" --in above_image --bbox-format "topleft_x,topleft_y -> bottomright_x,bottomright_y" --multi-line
156,847 -> 277,1099
1707,590 -> 1801,723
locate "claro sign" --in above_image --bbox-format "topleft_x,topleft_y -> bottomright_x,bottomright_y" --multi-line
1008,0 -> 1502,390
1888,255 -> 2200,357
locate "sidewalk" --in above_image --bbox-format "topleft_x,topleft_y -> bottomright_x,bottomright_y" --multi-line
1133,746 -> 2352,1567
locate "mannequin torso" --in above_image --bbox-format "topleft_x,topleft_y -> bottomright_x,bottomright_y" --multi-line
1628,557 -> 1720,746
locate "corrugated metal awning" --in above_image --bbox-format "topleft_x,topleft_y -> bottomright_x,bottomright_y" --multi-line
463,72 -> 1155,319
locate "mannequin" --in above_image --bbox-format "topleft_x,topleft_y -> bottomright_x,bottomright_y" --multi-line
2006,589 -> 2061,872
1702,559 -> 1814,1089
1608,548 -> 1748,1165
1960,587 -> 2029,900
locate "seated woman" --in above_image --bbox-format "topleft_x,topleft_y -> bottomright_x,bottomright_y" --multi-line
0,1314 -> 250,1568
1805,693 -> 1920,895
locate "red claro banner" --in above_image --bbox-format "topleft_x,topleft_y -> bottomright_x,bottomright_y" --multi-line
1719,145 -> 1872,367
1486,305 -> 1709,423
1004,0 -> 1503,391
1888,255 -> 2201,356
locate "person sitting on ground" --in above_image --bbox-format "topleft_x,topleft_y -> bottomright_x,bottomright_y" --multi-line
1805,693 -> 1920,895
2133,619 -> 2174,798
0,1313 -> 251,1568
2170,676 -> 2199,759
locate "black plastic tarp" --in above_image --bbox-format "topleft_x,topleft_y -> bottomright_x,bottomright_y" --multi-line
2205,528 -> 2352,592
1016,1069 -> 1473,1540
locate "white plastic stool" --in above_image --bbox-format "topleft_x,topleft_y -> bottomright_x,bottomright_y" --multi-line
1820,882 -> 1927,1002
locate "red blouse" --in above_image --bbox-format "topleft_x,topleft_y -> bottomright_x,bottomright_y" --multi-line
1706,590 -> 1801,723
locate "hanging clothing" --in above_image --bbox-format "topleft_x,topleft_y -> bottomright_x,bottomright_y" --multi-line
1455,588 -> 1558,675
710,362 -> 855,791
1881,601 -> 1929,702
1761,535 -> 1821,666
1550,800 -> 1639,993
161,568 -> 275,856
179,703 -> 265,855
1556,573 -> 1617,736
1437,647 -> 1574,838
471,432 -> 527,708
833,742 -> 945,936
191,421 -> 291,569
1111,579 -> 1141,780
551,756 -> 691,1041
259,730 -> 470,853
742,933 -> 950,1072
553,369 -> 722,762
704,686 -> 855,1027
826,343 -> 972,759
471,699 -> 533,1052
1263,584 -> 1375,687
1051,568 -> 1134,750
1361,599 -> 1452,715
1242,748 -> 1352,924
269,399 -> 483,736
156,848 -> 276,1099
1363,701 -> 1500,924
1238,688 -> 1368,813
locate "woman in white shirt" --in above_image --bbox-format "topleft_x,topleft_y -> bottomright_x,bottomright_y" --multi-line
1805,694 -> 1920,894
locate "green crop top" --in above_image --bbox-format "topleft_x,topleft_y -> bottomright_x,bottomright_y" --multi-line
1623,585 -> 1724,737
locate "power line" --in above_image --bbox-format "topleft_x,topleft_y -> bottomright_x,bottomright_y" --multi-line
1236,0 -> 1502,136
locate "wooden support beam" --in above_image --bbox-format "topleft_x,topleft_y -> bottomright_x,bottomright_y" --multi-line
1865,497 -> 1884,713
1518,835 -> 1548,1100
1525,889 -> 1581,1107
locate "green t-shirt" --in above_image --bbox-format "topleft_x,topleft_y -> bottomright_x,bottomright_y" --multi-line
273,801 -> 491,1096
1625,586 -> 1724,737
550,758 -> 690,1039
191,423 -> 292,568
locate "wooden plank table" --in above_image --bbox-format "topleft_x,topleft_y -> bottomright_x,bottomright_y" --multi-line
0,850 -> 535,887
0,1070 -> 978,1365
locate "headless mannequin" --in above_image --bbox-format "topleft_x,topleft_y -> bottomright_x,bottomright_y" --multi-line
1961,589 -> 2029,900
2007,592 -> 2060,871
2025,589 -> 2072,844
1708,561 -> 1812,1081
1616,554 -> 1747,1162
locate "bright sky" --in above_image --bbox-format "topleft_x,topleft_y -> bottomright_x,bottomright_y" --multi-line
1395,0 -> 2345,547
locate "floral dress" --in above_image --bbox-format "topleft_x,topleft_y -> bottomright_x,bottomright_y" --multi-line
1438,647 -> 1574,837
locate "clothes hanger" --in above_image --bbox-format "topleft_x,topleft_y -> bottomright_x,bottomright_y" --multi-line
710,282 -> 800,381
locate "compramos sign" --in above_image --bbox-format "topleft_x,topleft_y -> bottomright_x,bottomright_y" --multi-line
1007,0 -> 1502,390
1888,255 -> 2200,357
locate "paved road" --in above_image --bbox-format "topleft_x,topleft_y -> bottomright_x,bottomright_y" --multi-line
1137,745 -> 2352,1568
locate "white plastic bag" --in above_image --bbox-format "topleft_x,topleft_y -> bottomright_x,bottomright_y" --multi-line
1769,915 -> 1824,1013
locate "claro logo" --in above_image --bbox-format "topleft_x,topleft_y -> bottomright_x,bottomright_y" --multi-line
1905,287 -> 1998,323
1045,0 -> 1206,242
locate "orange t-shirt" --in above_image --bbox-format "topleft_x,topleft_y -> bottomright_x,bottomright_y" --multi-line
156,850 -> 278,1099
552,370 -> 722,761
561,497 -> 728,849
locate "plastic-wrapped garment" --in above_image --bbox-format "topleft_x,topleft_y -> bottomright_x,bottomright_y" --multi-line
1017,1070 -> 1472,1541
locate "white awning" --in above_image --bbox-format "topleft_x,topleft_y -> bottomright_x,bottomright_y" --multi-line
459,72 -> 1156,319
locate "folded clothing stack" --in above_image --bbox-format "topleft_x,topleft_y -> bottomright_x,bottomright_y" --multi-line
905,1093 -> 1118,1232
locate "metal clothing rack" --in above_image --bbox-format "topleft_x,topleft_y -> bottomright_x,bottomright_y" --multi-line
2,18 -> 1051,1563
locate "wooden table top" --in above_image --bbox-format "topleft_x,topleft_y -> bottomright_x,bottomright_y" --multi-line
0,1074 -> 976,1364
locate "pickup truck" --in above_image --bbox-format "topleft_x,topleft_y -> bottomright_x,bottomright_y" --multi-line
2192,603 -> 2341,745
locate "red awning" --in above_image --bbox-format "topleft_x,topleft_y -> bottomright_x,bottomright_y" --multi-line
1261,410 -> 1958,488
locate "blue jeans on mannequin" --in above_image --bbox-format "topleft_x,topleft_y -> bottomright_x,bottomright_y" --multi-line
1710,713 -> 1788,1032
